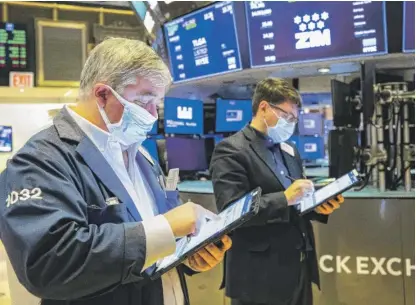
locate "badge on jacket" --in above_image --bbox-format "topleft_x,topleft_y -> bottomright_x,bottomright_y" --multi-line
280,142 -> 295,157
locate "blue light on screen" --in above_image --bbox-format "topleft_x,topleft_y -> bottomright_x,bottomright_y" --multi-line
245,1 -> 387,67
299,136 -> 325,160
215,99 -> 252,133
131,1 -> 147,20
164,1 -> 242,82
403,1 -> 415,53
164,97 -> 204,135
0,126 -> 12,152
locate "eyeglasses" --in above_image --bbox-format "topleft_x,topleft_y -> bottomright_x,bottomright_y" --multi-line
269,104 -> 298,123
131,94 -> 163,109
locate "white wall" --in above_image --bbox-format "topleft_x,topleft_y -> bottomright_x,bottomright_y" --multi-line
0,103 -> 69,171
0,103 -> 70,305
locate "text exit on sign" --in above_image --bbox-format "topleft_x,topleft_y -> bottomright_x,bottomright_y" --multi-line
9,72 -> 34,88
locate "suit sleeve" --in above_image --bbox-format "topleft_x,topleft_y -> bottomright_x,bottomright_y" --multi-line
210,140 -> 289,226
0,149 -> 148,300
292,144 -> 329,224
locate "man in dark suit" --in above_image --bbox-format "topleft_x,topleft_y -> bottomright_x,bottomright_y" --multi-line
210,78 -> 344,305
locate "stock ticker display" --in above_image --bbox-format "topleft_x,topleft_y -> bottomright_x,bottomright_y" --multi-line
403,1 -> 415,52
164,1 -> 242,82
0,23 -> 28,70
245,1 -> 387,67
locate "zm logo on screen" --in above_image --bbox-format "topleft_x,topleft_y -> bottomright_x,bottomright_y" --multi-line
177,106 -> 193,120
294,12 -> 331,50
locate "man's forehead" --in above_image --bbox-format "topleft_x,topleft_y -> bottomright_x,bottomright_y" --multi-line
123,78 -> 167,99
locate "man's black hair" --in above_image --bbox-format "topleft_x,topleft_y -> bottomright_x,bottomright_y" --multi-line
252,78 -> 302,115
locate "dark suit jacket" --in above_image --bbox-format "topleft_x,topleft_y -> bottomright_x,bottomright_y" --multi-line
0,108 -> 193,305
210,126 -> 328,305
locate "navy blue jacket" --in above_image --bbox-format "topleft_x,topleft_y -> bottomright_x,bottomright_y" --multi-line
0,108 -> 191,305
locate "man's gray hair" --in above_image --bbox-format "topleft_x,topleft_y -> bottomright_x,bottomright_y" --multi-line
79,37 -> 172,98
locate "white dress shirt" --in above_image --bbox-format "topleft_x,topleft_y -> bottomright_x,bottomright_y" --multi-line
67,106 -> 184,305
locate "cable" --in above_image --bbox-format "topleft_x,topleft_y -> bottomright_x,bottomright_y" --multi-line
354,164 -> 376,191
393,165 -> 413,189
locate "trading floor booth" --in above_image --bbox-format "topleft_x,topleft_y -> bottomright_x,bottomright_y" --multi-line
179,184 -> 415,305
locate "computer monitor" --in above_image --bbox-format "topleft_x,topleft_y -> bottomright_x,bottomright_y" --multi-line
164,97 -> 204,135
328,129 -> 358,178
331,79 -> 360,128
215,99 -> 252,133
165,137 -> 208,171
298,136 -> 325,160
298,113 -> 323,136
0,126 -> 12,152
141,138 -> 159,163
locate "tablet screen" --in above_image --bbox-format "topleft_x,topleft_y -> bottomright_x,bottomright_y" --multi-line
300,170 -> 360,213
155,189 -> 258,272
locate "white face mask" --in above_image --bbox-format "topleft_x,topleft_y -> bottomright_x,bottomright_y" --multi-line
98,86 -> 158,146
265,111 -> 296,143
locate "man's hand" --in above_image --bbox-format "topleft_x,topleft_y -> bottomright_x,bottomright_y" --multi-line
163,202 -> 219,237
186,235 -> 232,272
315,194 -> 344,215
284,179 -> 314,206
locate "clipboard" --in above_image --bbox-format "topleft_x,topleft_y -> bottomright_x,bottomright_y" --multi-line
299,169 -> 361,215
149,187 -> 262,280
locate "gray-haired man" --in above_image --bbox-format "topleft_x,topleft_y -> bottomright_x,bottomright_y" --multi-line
0,38 -> 231,305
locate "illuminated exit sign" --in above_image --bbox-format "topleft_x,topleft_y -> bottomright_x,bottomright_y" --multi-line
9,71 -> 34,88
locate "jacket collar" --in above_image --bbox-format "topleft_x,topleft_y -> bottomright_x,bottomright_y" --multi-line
53,107 -> 143,221
53,107 -> 86,144
242,125 -> 302,185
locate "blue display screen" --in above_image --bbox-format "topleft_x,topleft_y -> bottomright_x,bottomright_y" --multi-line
299,136 -> 325,160
298,113 -> 323,136
164,1 -> 242,82
403,1 -> 415,53
131,1 -> 147,20
245,1 -> 387,67
215,99 -> 252,132
0,126 -> 12,152
142,139 -> 159,163
164,97 -> 204,135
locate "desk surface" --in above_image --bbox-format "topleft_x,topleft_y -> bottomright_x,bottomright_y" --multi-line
178,180 -> 415,198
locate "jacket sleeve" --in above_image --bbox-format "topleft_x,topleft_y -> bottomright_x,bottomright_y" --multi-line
0,149 -> 147,300
210,140 -> 289,226
291,144 -> 329,224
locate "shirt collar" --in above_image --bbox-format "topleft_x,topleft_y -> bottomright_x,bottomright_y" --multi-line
247,125 -> 275,148
65,105 -> 110,152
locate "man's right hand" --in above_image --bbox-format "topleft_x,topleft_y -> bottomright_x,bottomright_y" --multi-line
163,202 -> 219,238
284,179 -> 314,206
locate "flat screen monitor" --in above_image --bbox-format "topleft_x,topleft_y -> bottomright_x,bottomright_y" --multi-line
166,137 -> 208,171
245,1 -> 387,67
0,126 -> 12,152
164,97 -> 204,135
215,99 -> 252,132
164,1 -> 242,82
142,138 -> 160,163
403,1 -> 415,53
0,22 -> 34,86
299,136 -> 325,160
298,113 -> 323,136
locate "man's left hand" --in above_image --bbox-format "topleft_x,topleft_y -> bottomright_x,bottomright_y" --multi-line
186,235 -> 232,272
315,194 -> 344,215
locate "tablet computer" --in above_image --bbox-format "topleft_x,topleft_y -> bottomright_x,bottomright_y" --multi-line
299,169 -> 361,215
149,187 -> 262,280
